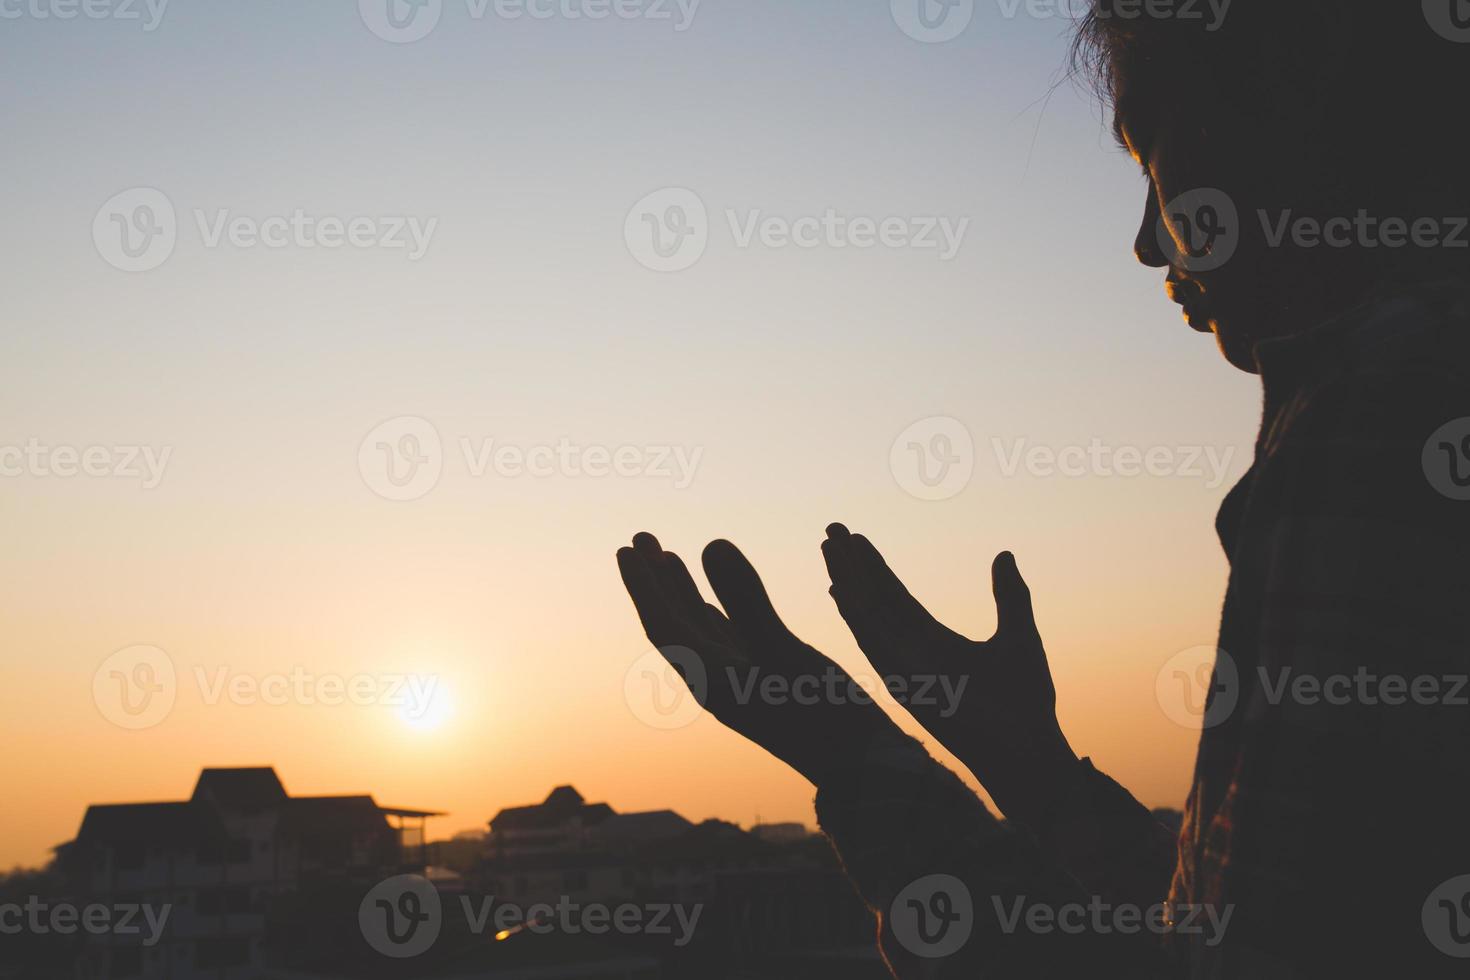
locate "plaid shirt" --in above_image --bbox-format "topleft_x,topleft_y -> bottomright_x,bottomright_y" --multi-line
816,279 -> 1470,979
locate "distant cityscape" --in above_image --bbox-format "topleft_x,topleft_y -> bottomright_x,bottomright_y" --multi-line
2,768 -> 901,979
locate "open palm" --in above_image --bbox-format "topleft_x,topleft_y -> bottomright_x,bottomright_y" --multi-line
821,523 -> 1080,825
618,532 -> 897,787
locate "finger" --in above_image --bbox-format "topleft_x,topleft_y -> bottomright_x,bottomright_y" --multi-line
846,532 -> 948,640
629,532 -> 719,635
661,549 -> 730,635
701,539 -> 795,645
617,547 -> 688,648
991,551 -> 1038,638
632,530 -> 664,560
821,523 -> 875,604
822,528 -> 895,648
826,579 -> 895,662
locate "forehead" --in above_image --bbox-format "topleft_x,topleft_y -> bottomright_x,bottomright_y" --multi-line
1103,42 -> 1189,157
1111,81 -> 1167,159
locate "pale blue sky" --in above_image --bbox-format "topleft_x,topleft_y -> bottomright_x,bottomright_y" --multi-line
1,0 -> 1260,868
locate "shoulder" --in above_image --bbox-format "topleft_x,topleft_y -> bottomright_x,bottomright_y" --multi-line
1267,281 -> 1470,464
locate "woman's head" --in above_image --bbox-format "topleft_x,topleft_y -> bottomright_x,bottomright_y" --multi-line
1073,2 -> 1469,370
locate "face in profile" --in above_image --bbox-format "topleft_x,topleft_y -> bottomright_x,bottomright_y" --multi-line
1124,114 -> 1276,374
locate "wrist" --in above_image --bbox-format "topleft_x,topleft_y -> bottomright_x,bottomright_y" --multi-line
796,715 -> 917,789
1008,751 -> 1088,829
972,736 -> 1085,828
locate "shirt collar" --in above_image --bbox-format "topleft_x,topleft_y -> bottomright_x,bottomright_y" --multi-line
1252,277 -> 1470,408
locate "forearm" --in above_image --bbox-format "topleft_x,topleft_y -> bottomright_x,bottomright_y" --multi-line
1015,756 -> 1178,912
815,729 -> 1167,979
954,727 -> 1176,913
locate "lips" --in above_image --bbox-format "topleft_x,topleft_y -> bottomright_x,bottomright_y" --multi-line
1166,277 -> 1214,333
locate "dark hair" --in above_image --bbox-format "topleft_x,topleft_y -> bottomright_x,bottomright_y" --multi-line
1070,2 -> 1468,208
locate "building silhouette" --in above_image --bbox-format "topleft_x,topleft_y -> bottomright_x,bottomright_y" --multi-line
55,767 -> 441,979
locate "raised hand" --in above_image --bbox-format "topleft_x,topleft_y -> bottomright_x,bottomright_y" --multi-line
617,532 -> 897,787
821,523 -> 1082,826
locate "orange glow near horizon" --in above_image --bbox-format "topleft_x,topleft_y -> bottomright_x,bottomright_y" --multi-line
0,0 -> 1262,872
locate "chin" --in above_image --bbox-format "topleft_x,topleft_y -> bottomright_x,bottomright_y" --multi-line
1211,319 -> 1262,374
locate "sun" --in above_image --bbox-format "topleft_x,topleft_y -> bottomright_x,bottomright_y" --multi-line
397,683 -> 453,732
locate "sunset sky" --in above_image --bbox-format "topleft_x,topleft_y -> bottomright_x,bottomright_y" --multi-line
0,0 -> 1260,870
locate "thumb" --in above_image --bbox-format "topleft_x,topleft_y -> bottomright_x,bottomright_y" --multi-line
991,551 -> 1036,637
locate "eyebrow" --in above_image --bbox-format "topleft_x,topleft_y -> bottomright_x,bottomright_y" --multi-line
1111,111 -> 1130,150
1112,101 -> 1153,174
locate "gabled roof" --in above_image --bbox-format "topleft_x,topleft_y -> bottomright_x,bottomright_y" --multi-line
74,802 -> 225,846
635,818 -> 772,862
490,787 -> 615,832
279,796 -> 390,835
60,768 -> 441,857
191,767 -> 288,812
592,810 -> 694,844
543,786 -> 584,808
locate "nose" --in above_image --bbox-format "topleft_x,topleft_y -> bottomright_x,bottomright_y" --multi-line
1134,183 -> 1169,268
